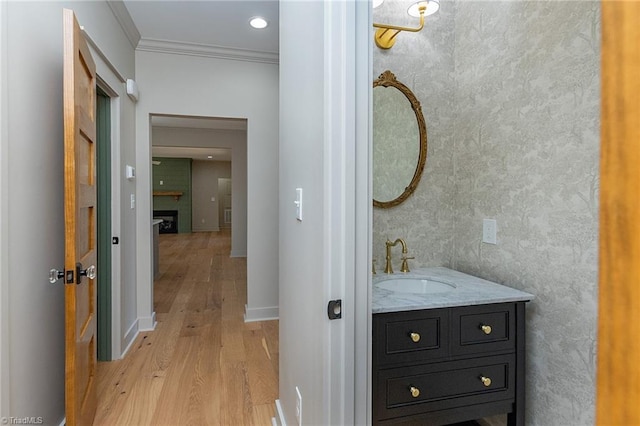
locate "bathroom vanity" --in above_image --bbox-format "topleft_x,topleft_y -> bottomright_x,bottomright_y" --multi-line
372,267 -> 533,425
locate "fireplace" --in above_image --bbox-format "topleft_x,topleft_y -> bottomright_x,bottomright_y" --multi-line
153,210 -> 178,234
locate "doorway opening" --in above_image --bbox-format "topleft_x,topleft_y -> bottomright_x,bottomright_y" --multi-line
96,87 -> 112,361
149,114 -> 247,258
218,178 -> 232,230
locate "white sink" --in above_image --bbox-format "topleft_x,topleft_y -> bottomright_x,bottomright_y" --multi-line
375,277 -> 456,294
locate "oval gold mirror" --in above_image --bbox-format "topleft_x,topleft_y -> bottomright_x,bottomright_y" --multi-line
373,70 -> 427,208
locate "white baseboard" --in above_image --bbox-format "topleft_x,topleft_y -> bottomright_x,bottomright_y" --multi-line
244,304 -> 279,322
58,418 -> 66,426
120,311 -> 156,359
138,311 -> 156,331
274,399 -> 286,426
120,319 -> 139,358
230,249 -> 247,258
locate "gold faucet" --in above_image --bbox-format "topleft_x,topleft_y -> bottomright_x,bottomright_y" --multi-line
385,238 -> 414,273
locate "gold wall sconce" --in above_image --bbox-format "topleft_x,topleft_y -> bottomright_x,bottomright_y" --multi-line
373,0 -> 440,49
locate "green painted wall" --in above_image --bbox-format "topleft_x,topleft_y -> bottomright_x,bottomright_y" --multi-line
97,90 -> 111,361
152,157 -> 192,233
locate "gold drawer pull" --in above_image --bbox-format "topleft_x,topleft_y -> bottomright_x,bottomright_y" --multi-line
410,332 -> 421,343
409,386 -> 420,398
480,324 -> 492,335
480,376 -> 492,387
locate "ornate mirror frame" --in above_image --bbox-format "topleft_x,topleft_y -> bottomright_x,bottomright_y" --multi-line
373,70 -> 428,208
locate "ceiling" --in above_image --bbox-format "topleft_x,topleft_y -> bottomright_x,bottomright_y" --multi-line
123,0 -> 279,55
124,1 -> 272,160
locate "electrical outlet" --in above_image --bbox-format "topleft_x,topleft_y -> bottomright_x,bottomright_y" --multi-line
159,180 -> 164,186
295,386 -> 302,426
482,219 -> 497,244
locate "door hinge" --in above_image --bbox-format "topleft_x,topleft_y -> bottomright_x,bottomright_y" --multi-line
327,299 -> 342,320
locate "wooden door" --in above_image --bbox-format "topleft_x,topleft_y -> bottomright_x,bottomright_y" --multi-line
63,8 -> 98,426
596,1 -> 640,424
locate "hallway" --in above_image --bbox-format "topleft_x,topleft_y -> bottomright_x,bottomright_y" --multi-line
94,231 -> 278,425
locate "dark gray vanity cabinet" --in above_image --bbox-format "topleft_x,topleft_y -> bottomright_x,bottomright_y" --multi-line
373,302 -> 526,425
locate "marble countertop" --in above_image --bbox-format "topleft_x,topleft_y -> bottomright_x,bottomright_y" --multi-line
372,266 -> 534,314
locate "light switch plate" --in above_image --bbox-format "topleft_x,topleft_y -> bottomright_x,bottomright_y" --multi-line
483,219 -> 497,244
125,165 -> 135,180
295,188 -> 303,221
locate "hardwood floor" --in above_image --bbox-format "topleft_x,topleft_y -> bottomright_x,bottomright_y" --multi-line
94,230 -> 278,425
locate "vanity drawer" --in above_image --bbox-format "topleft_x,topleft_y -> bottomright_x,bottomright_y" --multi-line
374,309 -> 449,365
376,354 -> 515,421
452,304 -> 515,356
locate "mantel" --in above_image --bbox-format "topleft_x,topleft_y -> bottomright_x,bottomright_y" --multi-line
153,191 -> 183,201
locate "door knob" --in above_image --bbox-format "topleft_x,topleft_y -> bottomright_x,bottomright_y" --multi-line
83,265 -> 97,279
76,263 -> 96,284
49,268 -> 65,284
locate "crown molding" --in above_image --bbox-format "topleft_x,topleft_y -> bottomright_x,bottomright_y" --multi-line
136,38 -> 279,65
107,1 -> 141,49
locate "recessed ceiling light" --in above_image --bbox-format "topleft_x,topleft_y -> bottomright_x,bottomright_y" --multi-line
249,16 -> 268,29
207,155 -> 213,159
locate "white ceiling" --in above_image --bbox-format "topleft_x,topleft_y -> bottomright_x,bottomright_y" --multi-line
123,0 -> 279,55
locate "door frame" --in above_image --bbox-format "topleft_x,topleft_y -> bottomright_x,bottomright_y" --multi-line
94,73 -> 122,360
354,1 -> 372,422
0,0 -> 9,417
323,1 -> 371,424
96,87 -> 112,361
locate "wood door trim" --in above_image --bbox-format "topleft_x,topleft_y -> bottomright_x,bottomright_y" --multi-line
596,1 -> 640,423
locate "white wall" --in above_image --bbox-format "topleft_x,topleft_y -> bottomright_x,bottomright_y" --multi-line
192,160 -> 231,232
135,51 -> 279,323
278,1 -> 328,422
278,1 -> 369,424
1,1 -> 136,423
152,126 -> 246,250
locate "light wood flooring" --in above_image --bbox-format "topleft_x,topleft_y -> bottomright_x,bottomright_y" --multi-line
94,230 -> 279,425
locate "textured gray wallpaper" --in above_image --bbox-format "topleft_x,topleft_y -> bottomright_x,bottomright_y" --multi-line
373,1 -> 600,425
372,0 -> 457,270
